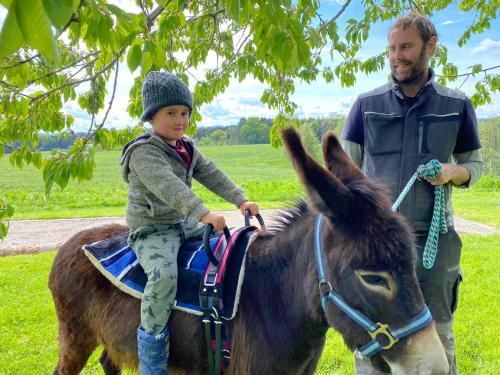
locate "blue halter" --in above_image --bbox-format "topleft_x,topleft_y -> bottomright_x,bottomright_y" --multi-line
314,214 -> 433,357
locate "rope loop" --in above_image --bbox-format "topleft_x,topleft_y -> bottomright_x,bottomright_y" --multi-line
416,159 -> 442,181
392,159 -> 448,269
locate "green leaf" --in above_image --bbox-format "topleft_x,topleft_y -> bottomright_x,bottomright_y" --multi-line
0,0 -> 60,60
32,151 -> 42,169
152,43 -> 166,68
0,0 -> 14,8
141,51 -> 153,73
0,0 -> 25,56
8,151 -> 16,167
0,222 -> 8,239
6,203 -> 15,217
0,200 -> 15,220
127,39 -> 142,72
56,164 -> 70,189
41,0 -> 76,30
471,64 -> 483,75
225,0 -> 241,22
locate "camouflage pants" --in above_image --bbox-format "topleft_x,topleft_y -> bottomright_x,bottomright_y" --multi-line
354,228 -> 462,375
128,219 -> 206,335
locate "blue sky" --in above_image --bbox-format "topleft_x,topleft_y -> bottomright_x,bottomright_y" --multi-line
1,1 -> 499,130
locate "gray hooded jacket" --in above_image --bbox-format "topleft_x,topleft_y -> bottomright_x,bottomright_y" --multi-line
120,132 -> 247,231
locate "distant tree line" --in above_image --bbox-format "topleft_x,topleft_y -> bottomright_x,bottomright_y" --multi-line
195,115 -> 499,176
195,117 -> 274,146
6,133 -> 82,152
194,115 -> 346,147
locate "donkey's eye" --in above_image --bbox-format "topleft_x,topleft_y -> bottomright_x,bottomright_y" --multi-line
361,274 -> 388,287
355,270 -> 393,295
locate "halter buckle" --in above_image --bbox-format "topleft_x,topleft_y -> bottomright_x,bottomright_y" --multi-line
318,281 -> 332,296
369,323 -> 399,350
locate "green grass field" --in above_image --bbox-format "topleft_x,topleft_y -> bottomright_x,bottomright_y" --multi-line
0,144 -> 498,228
0,145 -> 302,219
0,235 -> 498,374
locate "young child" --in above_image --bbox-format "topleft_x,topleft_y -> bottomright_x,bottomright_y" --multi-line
120,71 -> 259,374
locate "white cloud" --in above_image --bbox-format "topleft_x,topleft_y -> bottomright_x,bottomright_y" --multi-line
107,0 -> 141,13
326,0 -> 347,5
199,92 -> 276,127
441,20 -> 460,26
471,39 -> 500,55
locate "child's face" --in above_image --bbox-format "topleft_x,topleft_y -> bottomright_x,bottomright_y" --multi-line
150,105 -> 190,145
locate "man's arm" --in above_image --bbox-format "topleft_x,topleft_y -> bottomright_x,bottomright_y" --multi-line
429,150 -> 484,187
341,97 -> 364,167
430,97 -> 485,187
451,149 -> 485,187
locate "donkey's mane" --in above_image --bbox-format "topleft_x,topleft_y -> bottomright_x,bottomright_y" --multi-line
266,199 -> 309,233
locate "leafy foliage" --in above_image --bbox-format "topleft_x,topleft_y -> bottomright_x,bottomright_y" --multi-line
0,0 -> 499,238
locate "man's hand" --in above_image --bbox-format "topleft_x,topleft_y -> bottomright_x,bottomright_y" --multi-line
240,201 -> 260,217
201,212 -> 226,232
420,163 -> 471,186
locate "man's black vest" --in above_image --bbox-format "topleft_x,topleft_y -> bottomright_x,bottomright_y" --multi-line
360,78 -> 467,231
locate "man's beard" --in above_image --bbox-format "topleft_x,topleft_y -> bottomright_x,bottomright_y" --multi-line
391,46 -> 428,85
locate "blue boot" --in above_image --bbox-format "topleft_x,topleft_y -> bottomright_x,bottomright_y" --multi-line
137,326 -> 169,375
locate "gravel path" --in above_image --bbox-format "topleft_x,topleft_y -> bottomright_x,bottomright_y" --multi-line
0,209 -> 497,256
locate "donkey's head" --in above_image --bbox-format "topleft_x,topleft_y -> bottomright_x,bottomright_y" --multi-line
282,127 -> 448,374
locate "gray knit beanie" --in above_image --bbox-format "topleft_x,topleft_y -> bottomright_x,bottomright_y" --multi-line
140,71 -> 192,122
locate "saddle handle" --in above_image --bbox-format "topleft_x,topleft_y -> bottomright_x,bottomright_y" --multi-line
244,209 -> 266,229
203,225 -> 231,267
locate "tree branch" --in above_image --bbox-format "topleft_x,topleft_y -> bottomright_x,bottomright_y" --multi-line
0,143 -> 14,151
436,64 -> 500,78
12,51 -> 101,95
320,0 -> 352,32
30,48 -> 126,105
70,59 -> 120,160
96,59 -> 120,131
0,53 -> 40,69
147,5 -> 167,28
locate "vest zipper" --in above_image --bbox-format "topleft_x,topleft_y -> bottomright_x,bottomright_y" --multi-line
418,122 -> 423,153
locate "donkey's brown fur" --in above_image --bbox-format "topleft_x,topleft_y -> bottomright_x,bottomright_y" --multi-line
49,128 -> 448,374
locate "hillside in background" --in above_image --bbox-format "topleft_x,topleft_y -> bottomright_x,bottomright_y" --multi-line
4,116 -> 499,175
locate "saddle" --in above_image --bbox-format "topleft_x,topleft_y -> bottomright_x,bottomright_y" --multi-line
83,226 -> 255,319
83,212 -> 265,374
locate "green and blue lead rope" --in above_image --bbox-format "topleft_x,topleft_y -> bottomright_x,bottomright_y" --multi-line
392,159 -> 447,269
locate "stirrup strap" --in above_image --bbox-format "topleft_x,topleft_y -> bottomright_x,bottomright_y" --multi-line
203,318 -> 216,374
214,318 -> 222,374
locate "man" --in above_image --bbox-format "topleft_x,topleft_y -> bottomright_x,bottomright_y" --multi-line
341,13 -> 484,375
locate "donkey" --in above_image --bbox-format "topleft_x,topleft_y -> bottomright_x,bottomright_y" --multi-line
49,127 -> 448,374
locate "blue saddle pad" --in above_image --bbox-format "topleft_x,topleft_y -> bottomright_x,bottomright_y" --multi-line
83,227 -> 254,319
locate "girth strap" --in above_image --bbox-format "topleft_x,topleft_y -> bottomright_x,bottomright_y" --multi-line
200,230 -> 230,375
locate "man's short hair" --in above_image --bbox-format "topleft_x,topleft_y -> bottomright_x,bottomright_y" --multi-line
389,13 -> 438,44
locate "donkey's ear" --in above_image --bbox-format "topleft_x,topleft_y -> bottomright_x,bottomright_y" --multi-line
281,127 -> 354,219
322,131 -> 366,186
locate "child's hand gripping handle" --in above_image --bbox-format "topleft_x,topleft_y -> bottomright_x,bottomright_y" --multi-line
244,209 -> 266,229
203,224 -> 231,267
